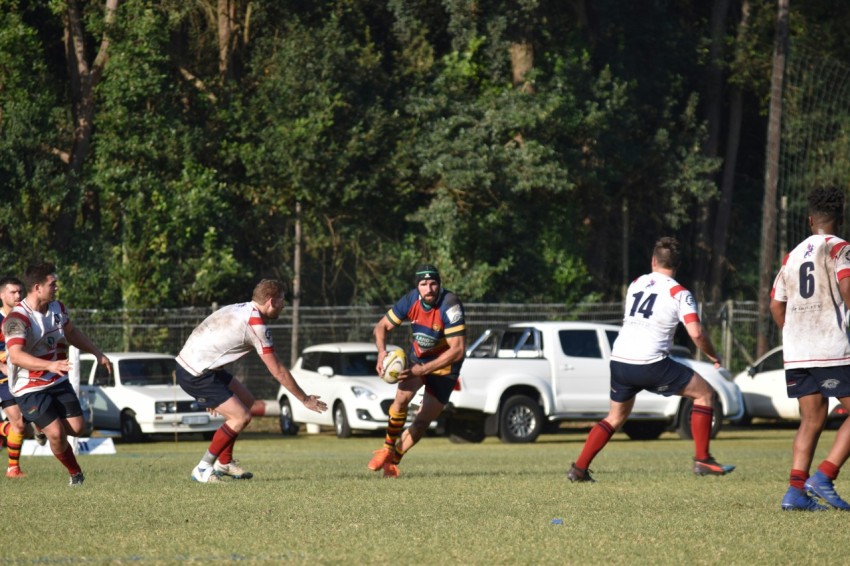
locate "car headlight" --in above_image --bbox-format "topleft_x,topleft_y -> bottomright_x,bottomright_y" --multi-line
155,401 -> 178,414
351,386 -> 378,400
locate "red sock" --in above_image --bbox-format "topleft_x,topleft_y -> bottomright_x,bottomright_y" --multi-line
54,445 -> 82,475
789,469 -> 808,489
576,420 -> 615,470
691,404 -> 713,461
0,421 -> 9,437
207,424 -> 238,460
218,443 -> 235,465
818,460 -> 840,481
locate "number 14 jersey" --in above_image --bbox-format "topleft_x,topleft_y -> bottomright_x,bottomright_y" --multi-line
611,272 -> 701,365
772,234 -> 850,369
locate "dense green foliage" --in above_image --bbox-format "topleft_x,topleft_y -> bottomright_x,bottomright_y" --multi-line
0,0 -> 846,307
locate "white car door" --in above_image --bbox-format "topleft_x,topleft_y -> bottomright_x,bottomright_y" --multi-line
553,328 -> 615,413
87,361 -> 122,430
743,368 -> 797,418
289,351 -> 335,426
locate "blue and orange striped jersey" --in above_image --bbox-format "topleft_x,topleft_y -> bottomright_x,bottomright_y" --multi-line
386,288 -> 466,370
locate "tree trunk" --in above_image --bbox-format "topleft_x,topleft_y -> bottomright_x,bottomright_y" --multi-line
54,0 -> 118,249
693,0 -> 732,295
709,0 -> 751,302
509,41 -> 534,93
218,0 -> 233,82
757,0 -> 789,357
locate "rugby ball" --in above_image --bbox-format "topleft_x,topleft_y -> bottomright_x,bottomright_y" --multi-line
380,349 -> 406,384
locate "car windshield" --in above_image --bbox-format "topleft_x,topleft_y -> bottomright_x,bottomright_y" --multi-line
118,358 -> 177,386
340,353 -> 379,376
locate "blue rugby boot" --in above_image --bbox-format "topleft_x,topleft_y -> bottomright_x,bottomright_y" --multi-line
805,470 -> 850,510
781,486 -> 828,511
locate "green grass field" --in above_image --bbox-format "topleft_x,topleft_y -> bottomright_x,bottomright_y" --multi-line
2,422 -> 847,565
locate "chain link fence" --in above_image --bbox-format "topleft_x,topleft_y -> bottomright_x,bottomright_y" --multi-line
72,301 -> 772,400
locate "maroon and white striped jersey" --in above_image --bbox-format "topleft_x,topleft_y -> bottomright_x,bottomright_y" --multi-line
772,234 -> 850,369
176,302 -> 274,376
3,299 -> 70,396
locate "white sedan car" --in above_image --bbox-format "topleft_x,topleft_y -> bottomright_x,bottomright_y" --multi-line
733,346 -> 849,423
79,352 -> 225,441
278,342 -> 423,438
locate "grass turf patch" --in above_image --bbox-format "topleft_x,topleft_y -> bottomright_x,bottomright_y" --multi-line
1,426 -> 846,564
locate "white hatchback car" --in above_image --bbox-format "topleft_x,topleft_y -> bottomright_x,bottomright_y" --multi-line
79,352 -> 225,441
278,342 -> 420,438
733,346 -> 849,424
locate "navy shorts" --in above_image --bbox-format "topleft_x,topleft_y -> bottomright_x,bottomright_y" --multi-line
785,366 -> 850,399
176,365 -> 234,409
610,358 -> 694,402
0,379 -> 18,408
15,381 -> 83,429
410,351 -> 460,405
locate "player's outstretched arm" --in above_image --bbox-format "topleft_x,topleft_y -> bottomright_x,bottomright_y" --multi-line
260,351 -> 327,413
65,320 -> 112,374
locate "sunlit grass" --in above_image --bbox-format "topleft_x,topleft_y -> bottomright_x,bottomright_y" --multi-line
2,423 -> 846,565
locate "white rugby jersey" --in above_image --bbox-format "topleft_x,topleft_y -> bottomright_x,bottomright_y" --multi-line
3,299 -> 70,395
176,302 -> 274,376
611,272 -> 701,365
771,234 -> 850,369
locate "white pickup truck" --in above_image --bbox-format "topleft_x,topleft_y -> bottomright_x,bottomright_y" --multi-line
441,321 -> 744,443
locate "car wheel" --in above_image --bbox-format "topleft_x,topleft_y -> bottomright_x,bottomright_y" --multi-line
676,396 -> 723,439
333,402 -> 352,438
446,416 -> 486,443
279,398 -> 299,436
622,420 -> 667,440
120,410 -> 144,443
498,395 -> 543,443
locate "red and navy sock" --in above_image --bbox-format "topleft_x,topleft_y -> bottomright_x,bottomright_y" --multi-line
789,469 -> 808,490
818,460 -> 840,481
576,419 -> 615,470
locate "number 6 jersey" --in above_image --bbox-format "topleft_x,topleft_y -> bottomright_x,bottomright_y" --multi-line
772,234 -> 850,369
611,273 -> 701,365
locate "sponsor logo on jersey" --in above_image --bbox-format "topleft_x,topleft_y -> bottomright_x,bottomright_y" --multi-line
804,243 -> 815,258
446,304 -> 463,324
413,332 -> 438,350
685,294 -> 696,307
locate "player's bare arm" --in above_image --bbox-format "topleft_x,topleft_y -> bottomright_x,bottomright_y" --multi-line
373,316 -> 395,374
769,297 -> 787,328
407,335 -> 467,378
7,342 -> 70,375
260,351 -> 328,413
64,320 -> 111,374
684,320 -> 721,367
839,277 -> 850,310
